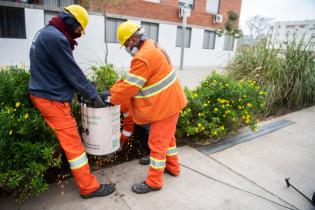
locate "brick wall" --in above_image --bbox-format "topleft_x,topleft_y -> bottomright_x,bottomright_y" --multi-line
88,0 -> 242,29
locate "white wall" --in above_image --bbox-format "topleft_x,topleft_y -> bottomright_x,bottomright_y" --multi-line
0,8 -> 235,71
74,15 -> 106,73
0,8 -> 44,66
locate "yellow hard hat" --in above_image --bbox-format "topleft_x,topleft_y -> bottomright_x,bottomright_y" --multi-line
64,5 -> 89,33
117,21 -> 141,46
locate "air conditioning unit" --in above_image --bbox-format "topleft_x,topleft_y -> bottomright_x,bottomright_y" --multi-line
179,7 -> 191,17
214,14 -> 223,23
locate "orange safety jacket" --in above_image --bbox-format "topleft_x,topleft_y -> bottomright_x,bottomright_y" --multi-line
110,39 -> 187,125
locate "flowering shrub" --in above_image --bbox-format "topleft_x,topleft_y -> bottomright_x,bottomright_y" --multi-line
177,73 -> 266,141
0,66 -> 61,202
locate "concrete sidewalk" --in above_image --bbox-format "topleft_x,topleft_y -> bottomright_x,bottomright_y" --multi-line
1,106 -> 315,210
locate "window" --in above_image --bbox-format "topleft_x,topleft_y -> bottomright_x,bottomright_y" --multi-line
203,30 -> 216,49
44,11 -> 58,26
0,6 -> 26,39
105,17 -> 126,43
176,26 -> 191,48
178,0 -> 194,9
223,35 -> 234,51
1,0 -> 75,7
144,0 -> 160,3
42,0 -> 75,8
206,0 -> 219,14
141,21 -> 159,42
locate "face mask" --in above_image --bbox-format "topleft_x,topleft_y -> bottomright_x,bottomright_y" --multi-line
125,46 -> 139,57
125,35 -> 147,57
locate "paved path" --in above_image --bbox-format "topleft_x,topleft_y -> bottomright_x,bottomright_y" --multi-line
1,106 -> 314,210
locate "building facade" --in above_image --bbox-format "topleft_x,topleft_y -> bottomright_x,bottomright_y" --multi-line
0,0 -> 242,71
270,20 -> 315,50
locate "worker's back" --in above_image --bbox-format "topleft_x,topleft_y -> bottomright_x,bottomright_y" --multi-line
129,39 -> 187,124
29,25 -> 97,102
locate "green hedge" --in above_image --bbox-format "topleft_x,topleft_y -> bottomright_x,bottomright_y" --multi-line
177,72 -> 266,142
0,66 -> 61,202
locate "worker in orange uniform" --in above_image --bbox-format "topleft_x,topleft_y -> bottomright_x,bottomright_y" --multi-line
108,21 -> 187,194
120,101 -> 135,142
28,5 -> 115,199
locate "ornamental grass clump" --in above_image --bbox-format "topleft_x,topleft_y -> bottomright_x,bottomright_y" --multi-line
227,39 -> 315,115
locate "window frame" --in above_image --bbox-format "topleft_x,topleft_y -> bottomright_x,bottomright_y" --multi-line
105,17 -> 127,44
205,0 -> 220,14
203,30 -> 216,49
141,21 -> 159,42
176,26 -> 192,48
223,34 -> 235,51
0,6 -> 26,39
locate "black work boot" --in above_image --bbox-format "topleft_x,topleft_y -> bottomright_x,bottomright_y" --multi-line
139,155 -> 150,165
80,183 -> 116,199
132,182 -> 160,194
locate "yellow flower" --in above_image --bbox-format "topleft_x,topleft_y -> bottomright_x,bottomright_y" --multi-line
195,127 -> 199,132
193,93 -> 198,97
238,105 -> 242,109
220,126 -> 225,130
247,103 -> 252,108
245,119 -> 250,124
238,98 -> 242,102
198,113 -> 202,117
15,102 -> 21,108
9,130 -> 12,135
214,108 -> 218,112
198,123 -> 202,127
211,130 -> 218,136
24,113 -> 29,119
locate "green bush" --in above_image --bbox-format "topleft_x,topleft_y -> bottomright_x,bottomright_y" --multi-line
227,39 -> 315,115
0,64 -> 122,202
177,73 -> 266,141
90,64 -> 119,92
0,66 -> 61,202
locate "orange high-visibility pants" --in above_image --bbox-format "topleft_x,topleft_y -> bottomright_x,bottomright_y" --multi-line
120,102 -> 134,142
30,95 -> 100,195
145,113 -> 180,189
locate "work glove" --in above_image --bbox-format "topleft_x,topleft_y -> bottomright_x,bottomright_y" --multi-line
92,95 -> 105,108
100,91 -> 113,106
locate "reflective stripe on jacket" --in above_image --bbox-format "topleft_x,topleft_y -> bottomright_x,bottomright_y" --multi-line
110,39 -> 187,124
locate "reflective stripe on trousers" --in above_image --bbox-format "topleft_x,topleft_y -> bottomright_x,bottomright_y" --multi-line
68,152 -> 89,170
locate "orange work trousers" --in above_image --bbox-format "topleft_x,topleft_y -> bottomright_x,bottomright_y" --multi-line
120,102 -> 134,142
145,113 -> 180,189
30,95 -> 100,195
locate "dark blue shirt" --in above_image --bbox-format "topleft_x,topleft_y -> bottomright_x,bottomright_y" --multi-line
29,25 -> 98,101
